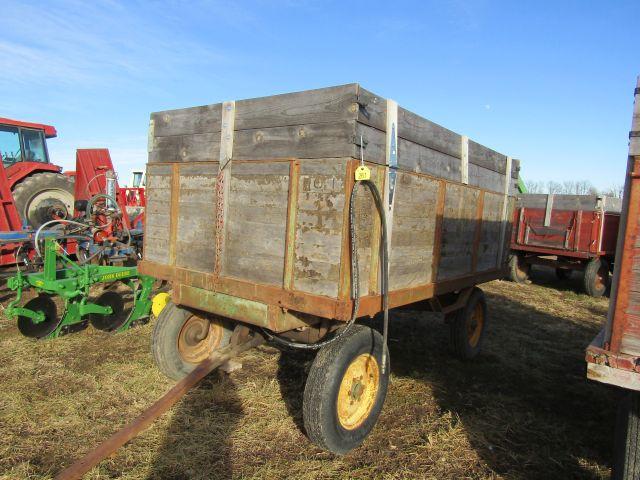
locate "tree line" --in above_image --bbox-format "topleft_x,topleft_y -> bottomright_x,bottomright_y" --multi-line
524,179 -> 623,198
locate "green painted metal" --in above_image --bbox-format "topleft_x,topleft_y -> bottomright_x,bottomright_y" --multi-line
6,237 -> 156,339
517,176 -> 527,194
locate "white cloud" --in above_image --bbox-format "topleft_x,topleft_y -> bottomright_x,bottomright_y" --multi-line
0,0 -> 228,90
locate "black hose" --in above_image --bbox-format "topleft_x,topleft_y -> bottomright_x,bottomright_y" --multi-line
263,179 -> 389,359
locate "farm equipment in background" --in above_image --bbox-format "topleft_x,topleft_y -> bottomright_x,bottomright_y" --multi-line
0,117 -> 147,269
508,193 -> 620,296
5,237 -> 154,339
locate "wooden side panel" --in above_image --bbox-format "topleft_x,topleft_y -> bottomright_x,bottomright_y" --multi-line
151,104 -> 222,137
438,184 -> 480,279
468,163 -> 505,194
144,164 -> 173,264
223,161 -> 290,286
233,121 -> 358,161
175,163 -> 218,272
398,138 -> 461,182
294,158 -> 348,298
477,192 -> 503,271
149,133 -> 220,163
388,172 -> 439,290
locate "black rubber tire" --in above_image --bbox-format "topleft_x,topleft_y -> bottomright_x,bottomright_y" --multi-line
613,391 -> 640,480
583,257 -> 610,297
302,324 -> 389,454
12,172 -> 75,228
555,268 -> 571,280
508,254 -> 530,284
449,287 -> 488,361
151,302 -> 233,381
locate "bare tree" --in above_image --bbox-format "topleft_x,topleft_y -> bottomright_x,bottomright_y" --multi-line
523,179 -> 619,197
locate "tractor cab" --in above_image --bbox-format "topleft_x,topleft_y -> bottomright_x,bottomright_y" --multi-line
0,118 -> 74,228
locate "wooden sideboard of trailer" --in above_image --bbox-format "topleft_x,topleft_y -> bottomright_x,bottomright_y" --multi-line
509,193 -> 620,296
138,84 -> 519,454
586,77 -> 640,480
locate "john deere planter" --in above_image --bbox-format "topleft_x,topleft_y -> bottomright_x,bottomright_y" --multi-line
6,237 -> 155,339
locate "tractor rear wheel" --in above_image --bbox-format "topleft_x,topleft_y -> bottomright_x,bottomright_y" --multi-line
12,172 -> 75,228
303,324 -> 389,454
151,302 -> 233,381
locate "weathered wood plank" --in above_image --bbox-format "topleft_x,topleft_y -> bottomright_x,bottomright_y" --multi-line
389,172 -> 439,290
175,163 -> 218,272
294,159 -> 347,298
152,104 -> 222,137
438,184 -> 480,279
223,162 -> 289,286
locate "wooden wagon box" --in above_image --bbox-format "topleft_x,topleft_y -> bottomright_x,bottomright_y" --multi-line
512,193 -> 621,257
138,84 -> 519,332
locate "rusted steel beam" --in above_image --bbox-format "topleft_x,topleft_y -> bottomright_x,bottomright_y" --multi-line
283,160 -> 300,291
471,190 -> 485,273
141,259 -> 507,326
54,334 -> 265,480
174,283 -> 310,332
168,163 -> 180,266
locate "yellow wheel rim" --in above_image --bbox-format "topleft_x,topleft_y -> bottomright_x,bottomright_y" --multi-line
336,353 -> 380,430
177,315 -> 225,364
467,303 -> 484,348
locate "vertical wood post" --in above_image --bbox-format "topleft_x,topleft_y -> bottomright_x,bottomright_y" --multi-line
168,163 -> 180,266
497,156 -> 513,266
471,190 -> 485,272
283,160 -> 300,290
461,135 -> 469,185
606,76 -> 640,349
213,100 -> 236,281
431,180 -> 447,282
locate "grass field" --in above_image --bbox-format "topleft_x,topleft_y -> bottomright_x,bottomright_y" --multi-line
0,269 -> 619,479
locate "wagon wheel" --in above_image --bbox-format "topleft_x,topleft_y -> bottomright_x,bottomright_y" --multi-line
583,258 -> 610,297
151,302 -> 233,381
508,254 -> 530,284
448,287 -> 488,360
303,324 -> 389,454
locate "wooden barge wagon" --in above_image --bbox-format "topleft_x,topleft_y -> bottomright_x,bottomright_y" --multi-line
138,84 -> 520,454
586,77 -> 640,480
509,193 -> 620,296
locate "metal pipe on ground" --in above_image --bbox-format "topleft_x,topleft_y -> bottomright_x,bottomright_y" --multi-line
54,333 -> 265,480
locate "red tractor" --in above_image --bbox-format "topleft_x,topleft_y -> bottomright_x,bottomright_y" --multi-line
0,117 -> 75,228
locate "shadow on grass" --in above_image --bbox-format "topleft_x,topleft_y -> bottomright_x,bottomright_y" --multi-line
147,372 -> 241,480
275,286 -> 617,479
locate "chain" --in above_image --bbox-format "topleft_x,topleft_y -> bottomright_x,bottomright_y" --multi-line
213,168 -> 226,278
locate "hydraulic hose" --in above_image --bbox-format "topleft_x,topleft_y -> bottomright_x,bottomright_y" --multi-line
263,178 -> 389,365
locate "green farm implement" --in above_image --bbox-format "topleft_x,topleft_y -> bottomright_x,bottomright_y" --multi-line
6,237 -> 155,339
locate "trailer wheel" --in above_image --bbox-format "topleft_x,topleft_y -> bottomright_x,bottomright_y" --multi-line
584,258 -> 610,297
613,391 -> 640,480
555,268 -> 571,281
509,254 -> 530,284
302,324 -> 389,454
151,302 -> 233,381
449,287 -> 487,360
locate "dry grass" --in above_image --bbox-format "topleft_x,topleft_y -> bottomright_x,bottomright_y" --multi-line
0,268 -> 618,479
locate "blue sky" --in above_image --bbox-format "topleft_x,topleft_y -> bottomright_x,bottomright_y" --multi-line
1,0 -> 637,189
